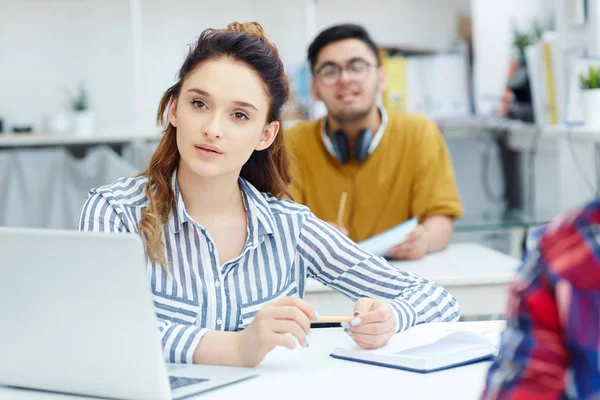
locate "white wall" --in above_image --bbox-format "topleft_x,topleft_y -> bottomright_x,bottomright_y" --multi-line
554,0 -> 600,57
0,0 -> 469,135
315,0 -> 470,50
135,0 -> 312,133
0,0 -> 135,135
471,0 -> 555,116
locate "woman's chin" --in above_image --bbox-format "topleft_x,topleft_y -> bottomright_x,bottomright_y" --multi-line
190,167 -> 223,179
179,159 -> 222,179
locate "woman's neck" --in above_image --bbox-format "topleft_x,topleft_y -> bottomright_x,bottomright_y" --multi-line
176,163 -> 244,225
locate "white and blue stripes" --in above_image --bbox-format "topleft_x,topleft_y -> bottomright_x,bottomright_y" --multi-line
78,171 -> 459,364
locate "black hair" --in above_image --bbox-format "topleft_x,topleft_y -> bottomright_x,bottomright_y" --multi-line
307,24 -> 379,72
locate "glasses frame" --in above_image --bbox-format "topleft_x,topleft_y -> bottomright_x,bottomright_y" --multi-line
314,58 -> 376,87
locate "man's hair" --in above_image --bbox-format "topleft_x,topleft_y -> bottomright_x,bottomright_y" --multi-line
307,24 -> 380,72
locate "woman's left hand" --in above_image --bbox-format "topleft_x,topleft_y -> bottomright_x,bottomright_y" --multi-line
342,298 -> 397,350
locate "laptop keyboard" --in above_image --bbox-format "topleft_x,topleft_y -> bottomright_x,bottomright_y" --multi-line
169,376 -> 209,390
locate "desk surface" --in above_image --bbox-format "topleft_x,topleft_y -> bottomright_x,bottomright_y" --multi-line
532,124 -> 600,143
456,208 -> 553,232
438,116 -> 600,143
0,321 -> 504,400
0,132 -> 161,147
306,243 -> 521,294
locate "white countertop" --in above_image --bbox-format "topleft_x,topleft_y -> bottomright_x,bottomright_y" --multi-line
0,321 -> 504,400
0,132 -> 161,147
2,120 -> 597,148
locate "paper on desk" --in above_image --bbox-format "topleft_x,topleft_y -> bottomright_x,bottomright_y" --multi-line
443,321 -> 506,348
357,217 -> 418,257
335,321 -> 500,356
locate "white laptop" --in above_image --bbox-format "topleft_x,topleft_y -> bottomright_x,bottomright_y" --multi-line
0,228 -> 256,400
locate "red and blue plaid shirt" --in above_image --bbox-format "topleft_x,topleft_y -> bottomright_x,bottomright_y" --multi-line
482,200 -> 600,399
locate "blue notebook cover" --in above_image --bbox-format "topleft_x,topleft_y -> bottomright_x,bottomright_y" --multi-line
330,353 -> 496,373
329,330 -> 498,373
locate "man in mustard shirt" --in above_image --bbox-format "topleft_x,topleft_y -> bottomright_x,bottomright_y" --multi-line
286,24 -> 463,260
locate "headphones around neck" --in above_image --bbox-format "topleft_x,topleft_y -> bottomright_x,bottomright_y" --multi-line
321,106 -> 388,165
329,128 -> 373,164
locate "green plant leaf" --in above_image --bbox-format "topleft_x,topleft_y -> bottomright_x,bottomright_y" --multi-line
580,73 -> 589,89
65,84 -> 89,111
587,66 -> 596,89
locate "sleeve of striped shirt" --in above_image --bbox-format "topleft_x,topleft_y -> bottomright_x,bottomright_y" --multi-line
156,319 -> 208,364
298,213 -> 460,333
78,190 -> 128,233
78,191 -> 209,364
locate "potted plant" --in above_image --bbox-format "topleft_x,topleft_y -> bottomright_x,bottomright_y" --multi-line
512,28 -> 532,62
68,84 -> 94,136
579,65 -> 600,128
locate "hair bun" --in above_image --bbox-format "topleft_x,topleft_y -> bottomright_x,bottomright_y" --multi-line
226,21 -> 269,41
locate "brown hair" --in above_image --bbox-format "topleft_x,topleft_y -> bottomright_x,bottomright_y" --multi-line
139,22 -> 291,266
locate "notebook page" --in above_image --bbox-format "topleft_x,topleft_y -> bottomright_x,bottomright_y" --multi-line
358,217 -> 418,256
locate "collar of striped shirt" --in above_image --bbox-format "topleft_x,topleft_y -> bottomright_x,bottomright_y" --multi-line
167,170 -> 275,244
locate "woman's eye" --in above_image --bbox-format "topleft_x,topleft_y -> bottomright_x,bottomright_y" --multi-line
191,100 -> 206,108
233,112 -> 249,120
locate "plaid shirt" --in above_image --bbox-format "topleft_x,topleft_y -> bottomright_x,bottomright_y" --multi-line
482,200 -> 600,400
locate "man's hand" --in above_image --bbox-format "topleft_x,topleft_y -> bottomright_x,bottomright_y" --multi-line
385,225 -> 429,260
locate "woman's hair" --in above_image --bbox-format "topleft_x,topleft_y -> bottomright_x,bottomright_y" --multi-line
139,21 -> 291,267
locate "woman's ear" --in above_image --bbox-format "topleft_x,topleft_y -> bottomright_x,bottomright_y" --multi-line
167,96 -> 178,127
255,121 -> 280,151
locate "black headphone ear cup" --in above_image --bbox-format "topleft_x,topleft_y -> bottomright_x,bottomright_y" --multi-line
330,131 -> 350,164
355,129 -> 373,163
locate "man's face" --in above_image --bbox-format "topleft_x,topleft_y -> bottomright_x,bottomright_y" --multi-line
311,39 -> 385,123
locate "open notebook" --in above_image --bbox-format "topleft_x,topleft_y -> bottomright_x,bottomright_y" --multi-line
330,322 -> 502,373
357,217 -> 418,257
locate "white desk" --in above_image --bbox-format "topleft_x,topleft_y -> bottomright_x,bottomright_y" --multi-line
305,243 -> 521,318
0,132 -> 160,148
0,321 -> 504,400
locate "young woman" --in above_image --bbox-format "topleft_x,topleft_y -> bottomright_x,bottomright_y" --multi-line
78,22 -> 459,367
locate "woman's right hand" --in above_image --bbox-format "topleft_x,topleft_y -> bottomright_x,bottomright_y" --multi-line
236,296 -> 317,367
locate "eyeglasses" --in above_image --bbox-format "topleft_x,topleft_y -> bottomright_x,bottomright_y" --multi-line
315,58 -> 374,87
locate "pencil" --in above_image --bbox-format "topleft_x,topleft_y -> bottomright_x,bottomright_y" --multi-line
310,322 -> 342,328
336,192 -> 348,227
310,316 -> 354,329
312,316 -> 354,323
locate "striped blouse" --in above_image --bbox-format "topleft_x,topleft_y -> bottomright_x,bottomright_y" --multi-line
78,171 -> 459,364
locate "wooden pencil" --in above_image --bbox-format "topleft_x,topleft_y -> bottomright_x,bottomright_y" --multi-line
312,316 -> 354,323
336,192 -> 348,227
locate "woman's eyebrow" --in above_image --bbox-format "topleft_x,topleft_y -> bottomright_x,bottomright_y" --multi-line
186,87 -> 258,112
231,100 -> 258,113
186,88 -> 211,97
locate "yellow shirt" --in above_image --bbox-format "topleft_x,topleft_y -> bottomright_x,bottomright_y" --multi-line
285,111 -> 463,243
